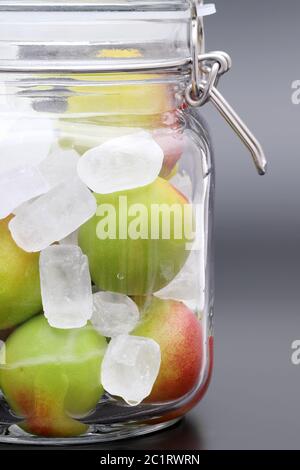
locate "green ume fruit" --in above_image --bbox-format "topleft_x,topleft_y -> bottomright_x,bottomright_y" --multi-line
0,216 -> 42,330
0,316 -> 107,437
79,177 -> 194,295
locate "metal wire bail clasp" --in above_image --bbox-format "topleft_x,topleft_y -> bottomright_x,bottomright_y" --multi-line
190,0 -> 203,101
187,1 -> 267,175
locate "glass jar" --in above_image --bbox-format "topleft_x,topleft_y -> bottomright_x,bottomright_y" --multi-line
0,1 -> 265,444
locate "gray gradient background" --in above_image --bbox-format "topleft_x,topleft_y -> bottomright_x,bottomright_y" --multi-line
188,0 -> 300,449
1,0 -> 299,451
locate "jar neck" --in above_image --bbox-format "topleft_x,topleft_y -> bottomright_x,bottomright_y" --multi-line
0,71 -> 190,120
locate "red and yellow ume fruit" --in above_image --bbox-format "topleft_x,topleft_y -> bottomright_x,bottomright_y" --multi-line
65,50 -> 174,119
153,128 -> 184,179
0,316 -> 107,437
133,297 -> 204,402
0,216 -> 42,330
61,49 -> 183,179
78,177 -> 194,296
66,72 -> 175,123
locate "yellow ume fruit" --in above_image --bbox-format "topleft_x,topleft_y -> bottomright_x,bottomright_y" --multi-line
0,216 -> 42,330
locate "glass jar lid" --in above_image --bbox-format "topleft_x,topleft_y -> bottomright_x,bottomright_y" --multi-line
0,1 -> 216,73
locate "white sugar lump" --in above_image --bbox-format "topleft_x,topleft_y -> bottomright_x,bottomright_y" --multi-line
9,178 -> 96,252
40,245 -> 93,329
77,131 -> 164,194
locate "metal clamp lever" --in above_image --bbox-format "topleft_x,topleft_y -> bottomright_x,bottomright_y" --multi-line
210,84 -> 266,176
186,53 -> 267,176
188,1 -> 266,175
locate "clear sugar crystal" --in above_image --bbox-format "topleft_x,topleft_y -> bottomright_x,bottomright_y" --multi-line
101,335 -> 161,406
9,178 -> 96,252
92,292 -> 140,337
40,245 -> 93,329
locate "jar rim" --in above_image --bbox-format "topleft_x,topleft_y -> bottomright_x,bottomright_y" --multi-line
0,1 -> 190,13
